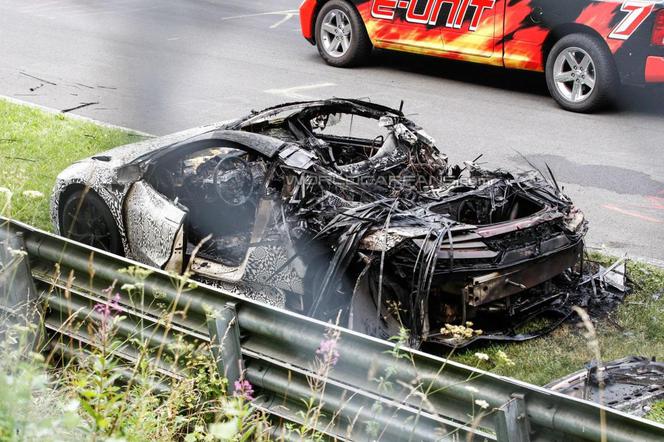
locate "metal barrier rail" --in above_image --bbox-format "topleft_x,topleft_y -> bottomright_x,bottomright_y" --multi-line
2,218 -> 663,442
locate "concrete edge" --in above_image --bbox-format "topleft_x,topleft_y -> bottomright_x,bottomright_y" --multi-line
0,95 -> 155,137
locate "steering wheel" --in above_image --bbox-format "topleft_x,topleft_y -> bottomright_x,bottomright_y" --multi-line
212,155 -> 255,206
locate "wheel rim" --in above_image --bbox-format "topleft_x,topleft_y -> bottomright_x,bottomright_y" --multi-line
63,199 -> 114,251
320,9 -> 352,58
553,47 -> 596,104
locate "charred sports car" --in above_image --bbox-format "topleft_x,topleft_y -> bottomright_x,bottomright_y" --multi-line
300,0 -> 664,112
52,99 -> 587,347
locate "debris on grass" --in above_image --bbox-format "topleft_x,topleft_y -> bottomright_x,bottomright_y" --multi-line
546,356 -> 664,417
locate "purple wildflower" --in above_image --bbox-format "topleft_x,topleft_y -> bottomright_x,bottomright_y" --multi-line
93,293 -> 122,321
233,379 -> 254,401
92,293 -> 122,340
316,338 -> 340,367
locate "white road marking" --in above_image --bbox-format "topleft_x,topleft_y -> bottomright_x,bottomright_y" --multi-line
220,9 -> 298,22
264,83 -> 336,100
270,12 -> 295,29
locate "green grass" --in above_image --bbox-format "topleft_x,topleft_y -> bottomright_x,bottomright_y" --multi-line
1,98 -> 663,426
0,99 -> 143,230
647,402 -> 664,424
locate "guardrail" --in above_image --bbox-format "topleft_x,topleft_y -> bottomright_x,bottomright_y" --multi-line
1,217 -> 663,442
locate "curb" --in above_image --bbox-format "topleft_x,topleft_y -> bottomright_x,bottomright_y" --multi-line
586,245 -> 664,269
0,95 -> 154,137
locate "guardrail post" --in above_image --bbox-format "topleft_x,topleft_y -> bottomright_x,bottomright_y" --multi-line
495,393 -> 531,442
0,230 -> 41,351
206,302 -> 243,394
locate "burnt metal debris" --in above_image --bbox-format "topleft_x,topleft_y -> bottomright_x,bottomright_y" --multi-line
52,98 -> 619,349
547,356 -> 664,417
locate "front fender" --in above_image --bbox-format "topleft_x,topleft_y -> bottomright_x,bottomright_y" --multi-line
51,160 -> 133,255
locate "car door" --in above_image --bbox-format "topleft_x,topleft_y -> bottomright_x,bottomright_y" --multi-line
123,180 -> 187,269
367,0 -> 445,52
437,0 -> 505,58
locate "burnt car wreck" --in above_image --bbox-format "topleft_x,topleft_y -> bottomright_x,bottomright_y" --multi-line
53,99 -> 590,348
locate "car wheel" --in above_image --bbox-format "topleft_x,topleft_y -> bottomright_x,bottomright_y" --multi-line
60,189 -> 123,255
545,34 -> 618,113
315,0 -> 372,67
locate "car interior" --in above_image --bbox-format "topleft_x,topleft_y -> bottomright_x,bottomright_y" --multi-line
146,145 -> 268,267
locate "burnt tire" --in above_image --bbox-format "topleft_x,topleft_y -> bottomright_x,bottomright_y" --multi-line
545,33 -> 618,113
60,189 -> 123,255
315,0 -> 372,67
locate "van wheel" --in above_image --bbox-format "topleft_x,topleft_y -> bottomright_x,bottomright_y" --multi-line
545,34 -> 618,112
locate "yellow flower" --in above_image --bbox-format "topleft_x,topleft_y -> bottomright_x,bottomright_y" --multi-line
441,323 -> 481,339
496,350 -> 515,367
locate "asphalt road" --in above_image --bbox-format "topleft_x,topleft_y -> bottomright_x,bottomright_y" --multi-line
1,0 -> 663,264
